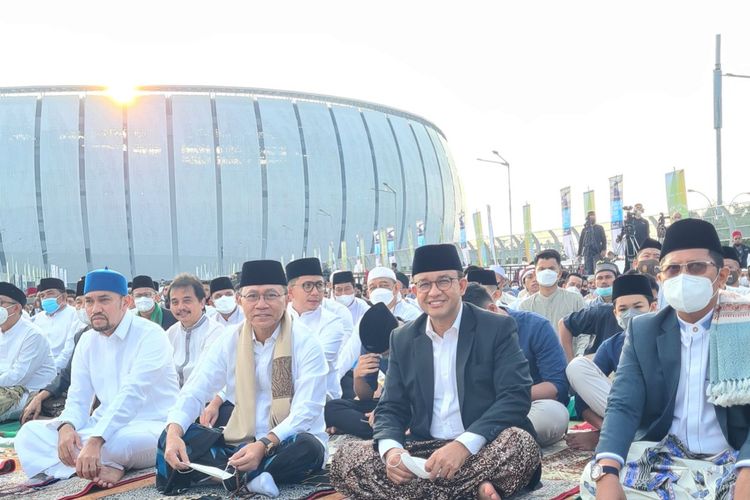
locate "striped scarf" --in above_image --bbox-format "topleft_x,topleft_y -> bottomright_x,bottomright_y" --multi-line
707,290 -> 750,407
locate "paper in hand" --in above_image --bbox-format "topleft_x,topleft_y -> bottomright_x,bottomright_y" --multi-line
400,455 -> 431,479
186,462 -> 234,481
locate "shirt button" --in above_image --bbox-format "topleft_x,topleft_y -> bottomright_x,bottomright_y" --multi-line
693,327 -> 698,333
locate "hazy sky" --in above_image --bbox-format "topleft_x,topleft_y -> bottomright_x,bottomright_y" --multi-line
3,1 -> 749,239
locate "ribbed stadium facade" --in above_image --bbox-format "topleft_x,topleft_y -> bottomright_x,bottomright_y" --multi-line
0,86 -> 463,280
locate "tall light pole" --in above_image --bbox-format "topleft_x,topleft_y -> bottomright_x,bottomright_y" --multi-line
382,182 -> 398,237
477,151 -> 513,261
713,34 -> 750,206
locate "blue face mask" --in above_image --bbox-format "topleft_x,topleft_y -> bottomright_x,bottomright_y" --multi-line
595,286 -> 613,297
41,297 -> 61,314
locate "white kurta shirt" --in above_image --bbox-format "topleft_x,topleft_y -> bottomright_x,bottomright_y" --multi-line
0,317 -> 56,391
322,298 -> 354,344
51,313 -> 179,441
32,305 -> 82,371
167,315 -> 226,387
670,310 -> 731,454
288,304 -> 345,399
209,306 -> 245,328
167,319 -> 329,448
392,299 -> 421,321
379,305 -> 486,458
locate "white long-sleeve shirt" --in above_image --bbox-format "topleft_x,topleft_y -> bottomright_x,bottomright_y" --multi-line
0,317 -> 56,391
392,300 -> 421,321
167,315 -> 226,387
288,304 -> 345,399
344,297 -> 370,327
167,320 -> 328,449
379,305 -> 485,458
670,311 -> 731,454
31,305 -> 82,371
322,298 -> 354,344
208,306 -> 245,328
50,313 -> 179,441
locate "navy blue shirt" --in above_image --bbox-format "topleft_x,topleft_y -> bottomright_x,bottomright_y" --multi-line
575,330 -> 625,416
562,302 -> 621,355
506,309 -> 570,406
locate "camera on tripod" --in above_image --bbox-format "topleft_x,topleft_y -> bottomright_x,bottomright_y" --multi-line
616,206 -> 636,243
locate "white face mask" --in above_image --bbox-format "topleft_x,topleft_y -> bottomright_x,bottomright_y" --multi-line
536,269 -> 559,287
567,286 -> 582,295
76,308 -> 90,325
335,294 -> 355,307
213,295 -> 236,315
741,277 -> 750,287
662,274 -> 717,313
0,305 -> 13,325
369,288 -> 394,306
134,297 -> 155,313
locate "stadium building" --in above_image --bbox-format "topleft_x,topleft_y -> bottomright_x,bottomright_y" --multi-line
0,86 -> 464,280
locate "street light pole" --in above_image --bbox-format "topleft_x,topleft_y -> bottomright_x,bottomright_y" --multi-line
382,182 -> 398,238
688,189 -> 720,222
477,152 -> 513,262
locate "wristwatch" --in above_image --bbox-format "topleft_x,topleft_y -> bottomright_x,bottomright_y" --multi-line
590,462 -> 619,482
258,437 -> 277,456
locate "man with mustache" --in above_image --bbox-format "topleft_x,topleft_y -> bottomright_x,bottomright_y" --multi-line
15,268 -> 179,489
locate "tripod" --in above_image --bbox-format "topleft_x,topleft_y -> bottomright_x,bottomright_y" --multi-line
618,226 -> 640,270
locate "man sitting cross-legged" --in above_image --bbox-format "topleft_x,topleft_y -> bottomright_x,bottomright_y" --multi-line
15,268 -> 179,488
565,273 -> 658,451
331,244 -> 541,500
324,303 -> 399,439
160,260 -> 328,497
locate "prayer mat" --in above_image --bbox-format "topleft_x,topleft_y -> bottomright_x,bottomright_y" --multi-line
57,471 -> 155,500
0,422 -> 20,438
0,447 -> 17,476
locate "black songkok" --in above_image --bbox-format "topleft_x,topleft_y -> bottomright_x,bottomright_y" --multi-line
466,269 -> 498,286
612,274 -> 654,302
240,260 -> 288,287
210,277 -> 234,295
660,218 -> 722,258
38,278 -> 65,293
0,282 -> 27,307
412,244 -> 463,276
332,271 -> 354,286
286,258 -> 323,281
359,302 -> 398,354
131,275 -> 158,291
722,245 -> 740,263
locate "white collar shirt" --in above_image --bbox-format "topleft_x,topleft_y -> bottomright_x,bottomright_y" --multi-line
31,305 -> 82,371
167,315 -> 227,387
288,304 -> 345,399
209,306 -> 245,328
167,318 -> 329,450
669,310 -> 731,455
51,313 -> 180,441
0,317 -> 56,391
378,304 -> 486,459
393,299 -> 421,321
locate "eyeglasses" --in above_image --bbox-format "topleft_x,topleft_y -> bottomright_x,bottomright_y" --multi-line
657,260 -> 718,279
414,277 -> 459,293
238,291 -> 284,303
294,281 -> 325,293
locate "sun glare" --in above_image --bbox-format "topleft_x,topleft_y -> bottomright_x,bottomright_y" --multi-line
106,85 -> 139,105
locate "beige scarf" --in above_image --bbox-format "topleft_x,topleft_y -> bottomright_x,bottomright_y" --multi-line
223,312 -> 294,445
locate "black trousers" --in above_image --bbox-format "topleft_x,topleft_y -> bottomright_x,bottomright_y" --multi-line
242,432 -> 325,484
339,370 -> 355,400
324,398 -> 378,439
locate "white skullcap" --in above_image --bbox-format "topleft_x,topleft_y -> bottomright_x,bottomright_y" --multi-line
367,266 -> 396,285
490,265 -> 507,279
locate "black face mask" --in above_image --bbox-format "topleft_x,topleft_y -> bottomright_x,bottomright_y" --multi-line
727,271 -> 740,286
637,259 -> 659,277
